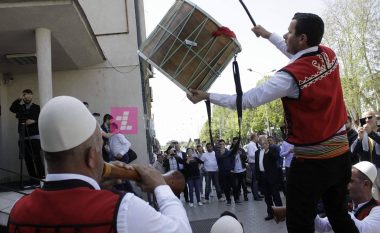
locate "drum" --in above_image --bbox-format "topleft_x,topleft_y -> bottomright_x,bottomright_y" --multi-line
138,0 -> 241,92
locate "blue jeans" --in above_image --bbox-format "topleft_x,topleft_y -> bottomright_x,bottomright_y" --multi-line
187,178 -> 201,203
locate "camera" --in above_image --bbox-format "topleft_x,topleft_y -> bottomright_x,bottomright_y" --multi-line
359,118 -> 366,127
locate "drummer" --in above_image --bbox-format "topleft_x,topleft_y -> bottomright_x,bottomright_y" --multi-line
188,13 -> 358,233
8,96 -> 192,233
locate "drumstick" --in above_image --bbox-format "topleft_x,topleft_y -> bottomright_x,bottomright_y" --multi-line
238,0 -> 257,26
102,162 -> 185,196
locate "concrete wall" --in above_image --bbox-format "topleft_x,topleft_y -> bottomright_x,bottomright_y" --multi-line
0,0 -> 151,181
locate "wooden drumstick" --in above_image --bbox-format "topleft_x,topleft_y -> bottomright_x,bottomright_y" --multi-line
102,162 -> 185,196
238,0 -> 257,26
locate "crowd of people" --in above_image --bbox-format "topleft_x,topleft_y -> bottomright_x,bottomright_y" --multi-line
151,134 -> 292,220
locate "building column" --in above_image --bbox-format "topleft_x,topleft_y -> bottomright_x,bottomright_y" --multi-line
35,28 -> 52,107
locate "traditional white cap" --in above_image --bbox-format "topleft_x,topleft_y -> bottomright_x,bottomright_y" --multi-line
38,96 -> 97,152
353,161 -> 377,184
210,216 -> 243,233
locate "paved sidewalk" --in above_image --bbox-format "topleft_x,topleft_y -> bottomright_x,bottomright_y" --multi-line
184,194 -> 288,233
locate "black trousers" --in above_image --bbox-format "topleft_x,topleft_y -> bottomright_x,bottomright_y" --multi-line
19,139 -> 45,179
219,171 -> 235,202
233,171 -> 248,200
286,152 -> 359,233
259,171 -> 282,216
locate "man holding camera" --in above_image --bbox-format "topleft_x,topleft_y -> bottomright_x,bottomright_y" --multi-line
352,111 -> 380,201
10,89 -> 45,180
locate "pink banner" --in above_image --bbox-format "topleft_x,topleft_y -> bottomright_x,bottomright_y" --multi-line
111,107 -> 138,134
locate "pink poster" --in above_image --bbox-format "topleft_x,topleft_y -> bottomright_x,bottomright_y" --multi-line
111,107 -> 138,134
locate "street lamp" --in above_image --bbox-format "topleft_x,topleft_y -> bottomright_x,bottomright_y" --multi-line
247,68 -> 276,136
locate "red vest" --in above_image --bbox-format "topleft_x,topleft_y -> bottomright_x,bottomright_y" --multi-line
280,46 -> 347,146
8,180 -> 122,233
355,198 -> 380,220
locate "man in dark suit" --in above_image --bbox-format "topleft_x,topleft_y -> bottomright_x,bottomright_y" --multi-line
10,89 -> 45,180
174,142 -> 189,202
163,146 -> 186,200
255,136 -> 283,220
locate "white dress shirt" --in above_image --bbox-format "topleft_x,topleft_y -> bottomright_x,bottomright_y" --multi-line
246,141 -> 258,163
259,150 -> 265,172
209,33 -> 319,110
201,151 -> 219,172
314,202 -> 380,233
176,151 -> 184,170
46,173 -> 192,233
233,154 -> 246,173
109,133 -> 131,157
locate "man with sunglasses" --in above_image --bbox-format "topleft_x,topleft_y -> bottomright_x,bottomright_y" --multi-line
352,111 -> 380,201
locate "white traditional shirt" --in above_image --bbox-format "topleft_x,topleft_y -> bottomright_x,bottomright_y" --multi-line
314,201 -> 380,233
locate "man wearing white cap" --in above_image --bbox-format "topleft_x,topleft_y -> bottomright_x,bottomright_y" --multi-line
7,96 -> 192,233
210,211 -> 244,233
315,161 -> 380,233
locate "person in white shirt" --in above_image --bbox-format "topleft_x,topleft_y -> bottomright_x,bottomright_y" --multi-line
201,142 -> 224,202
246,133 -> 262,200
8,96 -> 192,233
109,122 -> 132,164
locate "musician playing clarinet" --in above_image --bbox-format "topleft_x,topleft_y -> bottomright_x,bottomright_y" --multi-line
8,96 -> 191,233
187,13 -> 358,233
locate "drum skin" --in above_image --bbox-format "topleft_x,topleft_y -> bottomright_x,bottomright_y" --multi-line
139,0 -> 241,92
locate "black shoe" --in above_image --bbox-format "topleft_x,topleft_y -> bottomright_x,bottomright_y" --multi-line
258,194 -> 264,198
244,196 -> 248,201
226,201 -> 231,205
264,215 -> 274,221
254,197 -> 263,201
235,199 -> 242,204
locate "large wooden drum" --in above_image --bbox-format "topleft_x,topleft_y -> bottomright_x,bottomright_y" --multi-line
138,0 -> 242,92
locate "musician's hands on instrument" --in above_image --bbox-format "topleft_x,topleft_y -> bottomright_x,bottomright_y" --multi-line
251,25 -> 271,39
187,88 -> 209,104
133,164 -> 166,193
100,161 -> 133,189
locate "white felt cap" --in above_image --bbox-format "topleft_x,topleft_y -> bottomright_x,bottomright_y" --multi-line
353,161 -> 377,184
210,216 -> 243,233
38,96 -> 97,152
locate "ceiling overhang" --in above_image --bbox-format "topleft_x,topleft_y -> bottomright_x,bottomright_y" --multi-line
0,0 -> 105,74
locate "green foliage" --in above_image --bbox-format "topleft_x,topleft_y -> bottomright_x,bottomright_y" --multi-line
199,81 -> 284,144
323,0 -> 380,119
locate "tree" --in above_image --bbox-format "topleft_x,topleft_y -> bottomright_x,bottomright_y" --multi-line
323,0 -> 380,119
199,76 -> 284,144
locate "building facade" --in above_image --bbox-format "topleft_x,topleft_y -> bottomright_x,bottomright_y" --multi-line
0,0 -> 154,182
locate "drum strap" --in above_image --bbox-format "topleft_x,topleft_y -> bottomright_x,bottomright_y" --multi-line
206,56 -> 242,154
